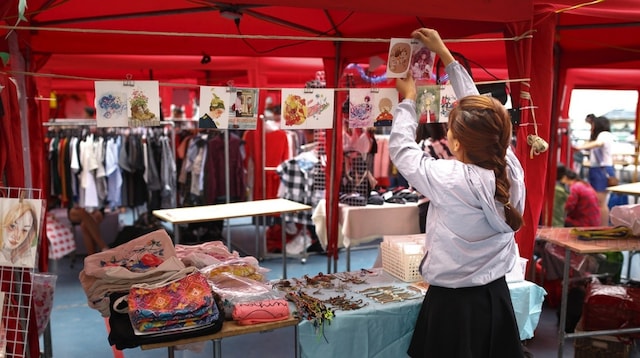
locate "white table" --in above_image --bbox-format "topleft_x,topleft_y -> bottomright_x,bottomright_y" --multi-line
153,198 -> 312,278
312,199 -> 420,271
607,181 -> 640,203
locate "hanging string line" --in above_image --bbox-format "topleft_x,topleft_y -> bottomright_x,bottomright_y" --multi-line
0,69 -> 530,92
0,25 -> 533,44
555,0 -> 605,14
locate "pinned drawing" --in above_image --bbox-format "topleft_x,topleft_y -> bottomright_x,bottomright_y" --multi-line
439,84 -> 458,123
386,38 -> 413,78
281,89 -> 335,129
416,85 -> 440,123
95,81 -> 160,127
0,198 -> 43,268
198,86 -> 231,129
229,88 -> 259,130
348,88 -> 399,128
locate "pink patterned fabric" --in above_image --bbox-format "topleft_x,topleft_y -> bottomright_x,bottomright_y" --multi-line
232,299 -> 290,325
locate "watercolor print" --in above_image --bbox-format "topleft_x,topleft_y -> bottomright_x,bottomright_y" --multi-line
229,88 -> 260,130
439,84 -> 458,123
95,82 -> 128,127
386,38 -> 415,79
281,88 -> 335,129
198,86 -> 231,129
348,88 -> 399,128
372,88 -> 399,127
95,81 -> 160,127
416,85 -> 441,124
410,44 -> 436,81
0,198 -> 43,268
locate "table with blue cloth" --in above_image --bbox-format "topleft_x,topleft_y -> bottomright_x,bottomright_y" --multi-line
296,269 -> 546,358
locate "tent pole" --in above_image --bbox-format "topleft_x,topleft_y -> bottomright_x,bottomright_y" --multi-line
8,32 -> 32,188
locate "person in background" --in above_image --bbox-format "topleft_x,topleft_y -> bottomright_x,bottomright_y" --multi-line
572,113 -> 596,178
68,207 -> 108,255
574,115 -> 615,226
389,28 -> 525,357
553,164 -> 569,227
560,168 -> 601,227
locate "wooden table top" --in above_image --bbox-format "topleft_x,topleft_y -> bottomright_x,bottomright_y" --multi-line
140,316 -> 299,350
537,226 -> 640,254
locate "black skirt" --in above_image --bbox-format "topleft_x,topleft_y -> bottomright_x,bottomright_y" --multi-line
408,276 -> 524,358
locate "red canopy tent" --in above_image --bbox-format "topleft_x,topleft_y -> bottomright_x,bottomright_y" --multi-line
1,1 -> 640,353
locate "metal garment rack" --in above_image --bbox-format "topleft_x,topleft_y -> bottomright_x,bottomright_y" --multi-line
0,186 -> 44,358
40,119 -> 176,357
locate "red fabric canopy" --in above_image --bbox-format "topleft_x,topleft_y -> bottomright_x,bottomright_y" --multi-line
1,0 -> 639,299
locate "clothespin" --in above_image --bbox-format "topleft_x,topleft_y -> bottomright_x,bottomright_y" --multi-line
123,74 -> 134,87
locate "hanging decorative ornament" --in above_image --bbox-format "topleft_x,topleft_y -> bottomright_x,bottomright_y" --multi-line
345,63 -> 387,85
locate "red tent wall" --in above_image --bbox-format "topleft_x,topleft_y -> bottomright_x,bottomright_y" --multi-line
506,9 -> 556,268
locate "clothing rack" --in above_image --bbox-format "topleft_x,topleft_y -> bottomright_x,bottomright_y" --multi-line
42,119 -> 178,219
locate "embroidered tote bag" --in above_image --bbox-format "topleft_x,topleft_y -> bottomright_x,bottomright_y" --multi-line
127,268 -> 221,334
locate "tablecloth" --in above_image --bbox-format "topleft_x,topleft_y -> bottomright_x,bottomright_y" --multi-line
296,270 -> 546,358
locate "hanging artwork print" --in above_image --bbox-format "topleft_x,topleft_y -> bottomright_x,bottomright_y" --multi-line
0,198 -> 43,268
386,38 -> 435,81
198,86 -> 231,129
348,88 -> 399,128
439,84 -> 458,123
281,88 -> 335,129
94,81 -> 160,127
229,88 -> 259,130
416,85 -> 440,123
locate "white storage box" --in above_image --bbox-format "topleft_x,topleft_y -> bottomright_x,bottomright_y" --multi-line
380,234 -> 425,282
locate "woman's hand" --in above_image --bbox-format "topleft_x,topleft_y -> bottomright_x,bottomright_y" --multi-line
396,72 -> 417,101
411,28 -> 454,66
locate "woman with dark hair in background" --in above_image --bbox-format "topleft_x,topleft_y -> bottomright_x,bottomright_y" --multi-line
574,115 -> 615,226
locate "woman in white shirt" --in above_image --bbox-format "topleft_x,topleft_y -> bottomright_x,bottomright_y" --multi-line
389,28 -> 526,357
574,116 -> 615,226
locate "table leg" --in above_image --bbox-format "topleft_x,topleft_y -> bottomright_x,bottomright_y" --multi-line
557,248 -> 571,358
213,339 -> 222,358
167,346 -> 175,358
174,223 -> 181,245
294,322 -> 300,358
346,246 -> 351,272
281,213 -> 287,279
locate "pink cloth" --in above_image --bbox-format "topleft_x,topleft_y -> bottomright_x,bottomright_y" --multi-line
232,299 -> 290,325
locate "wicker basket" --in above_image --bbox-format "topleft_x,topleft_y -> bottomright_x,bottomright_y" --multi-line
380,235 -> 424,282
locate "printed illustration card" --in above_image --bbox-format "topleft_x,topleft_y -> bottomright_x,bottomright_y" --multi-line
229,88 -> 260,130
281,89 -> 335,129
416,85 -> 440,123
0,198 -> 43,268
198,86 -> 231,129
386,38 -> 435,81
347,88 -> 399,128
95,81 -> 161,128
438,84 -> 458,123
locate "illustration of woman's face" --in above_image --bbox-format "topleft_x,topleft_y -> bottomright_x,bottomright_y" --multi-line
3,211 -> 34,250
210,107 -> 225,119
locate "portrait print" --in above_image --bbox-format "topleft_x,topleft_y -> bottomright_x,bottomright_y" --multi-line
0,198 -> 43,268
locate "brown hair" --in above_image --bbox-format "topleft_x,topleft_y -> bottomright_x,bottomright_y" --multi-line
448,95 -> 524,231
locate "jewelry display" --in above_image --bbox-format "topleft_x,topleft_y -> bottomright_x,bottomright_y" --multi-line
286,290 -> 334,342
358,286 -> 422,304
323,294 -> 368,311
